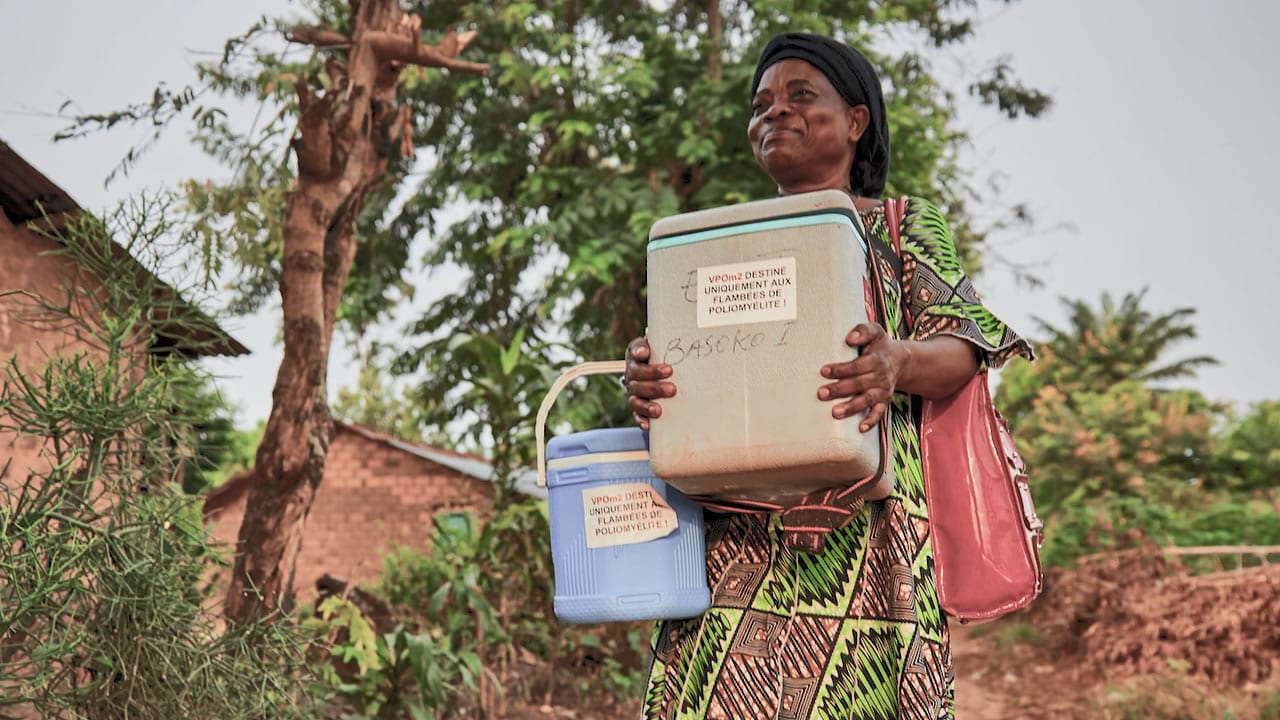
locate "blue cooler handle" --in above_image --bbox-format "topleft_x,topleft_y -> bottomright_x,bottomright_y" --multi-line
535,360 -> 627,488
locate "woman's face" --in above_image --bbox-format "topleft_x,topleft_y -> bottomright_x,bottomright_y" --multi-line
748,58 -> 866,194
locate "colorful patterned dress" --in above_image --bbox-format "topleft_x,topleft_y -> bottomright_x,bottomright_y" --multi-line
641,197 -> 1033,720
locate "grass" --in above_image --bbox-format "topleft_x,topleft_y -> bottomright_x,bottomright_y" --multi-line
992,620 -> 1044,649
1090,674 -> 1280,720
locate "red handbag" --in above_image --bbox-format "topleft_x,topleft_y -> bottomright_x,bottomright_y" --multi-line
884,198 -> 1045,623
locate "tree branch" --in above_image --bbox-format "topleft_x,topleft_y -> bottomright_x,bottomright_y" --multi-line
286,25 -> 350,48
294,80 -> 334,178
366,31 -> 489,73
287,26 -> 489,74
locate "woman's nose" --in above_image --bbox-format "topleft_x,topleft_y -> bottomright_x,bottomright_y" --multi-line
762,100 -> 791,121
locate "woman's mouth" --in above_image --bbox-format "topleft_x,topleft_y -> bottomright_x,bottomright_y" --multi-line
762,129 -> 798,146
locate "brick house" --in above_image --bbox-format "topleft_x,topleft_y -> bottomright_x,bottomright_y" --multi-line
0,139 -> 247,482
202,420 -> 545,602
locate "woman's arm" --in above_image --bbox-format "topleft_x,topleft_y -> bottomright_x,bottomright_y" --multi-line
819,197 -> 1033,431
894,335 -> 980,398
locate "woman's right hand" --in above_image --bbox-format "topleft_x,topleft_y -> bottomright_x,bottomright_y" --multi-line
624,336 -> 676,431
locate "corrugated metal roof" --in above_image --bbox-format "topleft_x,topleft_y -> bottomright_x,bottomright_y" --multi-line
341,422 -> 546,500
0,138 -> 248,357
383,437 -> 546,500
0,140 -> 79,223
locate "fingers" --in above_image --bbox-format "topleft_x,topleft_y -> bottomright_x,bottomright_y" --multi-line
625,355 -> 676,405
628,378 -> 676,404
817,351 -> 893,400
629,391 -> 662,431
820,324 -> 895,429
625,335 -> 675,429
625,337 -> 671,384
831,390 -> 880,420
859,401 -> 889,433
626,336 -> 652,363
626,362 -> 672,384
820,324 -> 886,380
817,375 -> 872,401
845,323 -> 884,349
824,375 -> 891,428
628,384 -> 672,431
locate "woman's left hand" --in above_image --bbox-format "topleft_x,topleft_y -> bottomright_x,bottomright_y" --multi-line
818,323 -> 909,432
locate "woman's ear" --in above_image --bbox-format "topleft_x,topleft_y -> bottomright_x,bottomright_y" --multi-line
847,105 -> 870,145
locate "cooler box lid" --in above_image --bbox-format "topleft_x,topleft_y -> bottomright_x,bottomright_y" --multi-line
647,188 -> 861,251
546,427 -> 650,462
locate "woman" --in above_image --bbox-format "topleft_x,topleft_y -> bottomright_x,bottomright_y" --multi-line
624,33 -> 1033,720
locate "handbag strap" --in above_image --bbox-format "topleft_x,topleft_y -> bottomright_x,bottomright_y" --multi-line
883,196 -> 904,254
852,207 -> 896,479
880,196 -> 913,331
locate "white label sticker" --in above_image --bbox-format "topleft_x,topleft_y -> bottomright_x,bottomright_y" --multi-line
696,257 -> 797,328
582,483 -> 679,549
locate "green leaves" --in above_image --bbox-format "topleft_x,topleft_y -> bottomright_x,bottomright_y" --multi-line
998,290 -> 1221,427
1211,400 -> 1280,494
380,0 -> 1051,455
969,56 -> 1053,119
396,325 -> 569,482
988,290 -> 1280,567
318,596 -> 385,676
59,2 -> 1056,463
345,500 -> 563,716
310,596 -> 490,718
0,195 -> 314,718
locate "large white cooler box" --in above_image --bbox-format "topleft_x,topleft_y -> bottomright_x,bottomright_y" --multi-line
645,189 -> 892,505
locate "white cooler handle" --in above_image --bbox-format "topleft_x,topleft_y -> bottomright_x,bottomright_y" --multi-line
535,360 -> 628,488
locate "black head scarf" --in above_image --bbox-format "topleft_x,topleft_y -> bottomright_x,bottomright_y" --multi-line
750,32 -> 890,197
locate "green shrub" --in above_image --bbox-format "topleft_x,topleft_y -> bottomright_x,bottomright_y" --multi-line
302,596 -> 487,719
371,499 -> 649,713
0,199 -> 317,718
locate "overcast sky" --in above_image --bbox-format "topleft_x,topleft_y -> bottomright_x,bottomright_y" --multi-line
2,0 -> 1278,426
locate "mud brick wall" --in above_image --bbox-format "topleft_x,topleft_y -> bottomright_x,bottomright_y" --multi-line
0,212 -> 105,484
205,425 -> 498,604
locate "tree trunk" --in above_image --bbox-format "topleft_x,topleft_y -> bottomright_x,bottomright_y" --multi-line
224,0 -> 487,623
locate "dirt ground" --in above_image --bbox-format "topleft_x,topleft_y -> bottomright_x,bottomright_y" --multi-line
951,625 -> 1023,719
952,552 -> 1280,719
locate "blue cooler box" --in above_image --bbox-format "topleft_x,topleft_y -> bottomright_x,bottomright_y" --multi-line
546,427 -> 710,624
